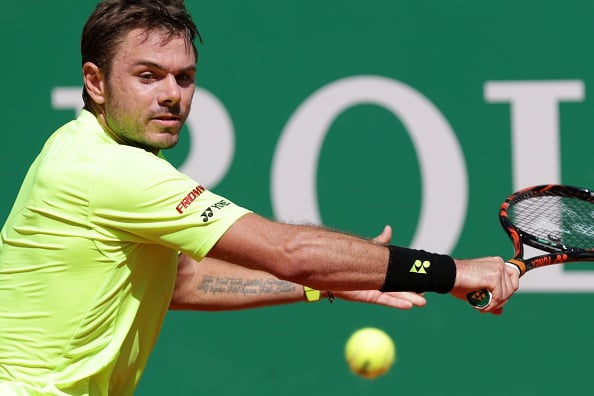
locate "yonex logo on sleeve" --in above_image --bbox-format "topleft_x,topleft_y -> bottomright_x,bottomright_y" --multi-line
200,207 -> 213,222
200,200 -> 231,222
176,185 -> 206,214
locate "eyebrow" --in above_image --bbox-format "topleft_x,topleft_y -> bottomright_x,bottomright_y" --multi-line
133,61 -> 196,74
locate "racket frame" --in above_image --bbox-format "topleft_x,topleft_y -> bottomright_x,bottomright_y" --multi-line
467,184 -> 594,308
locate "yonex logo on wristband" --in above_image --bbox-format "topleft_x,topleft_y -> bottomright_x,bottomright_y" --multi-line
409,259 -> 430,274
381,245 -> 455,294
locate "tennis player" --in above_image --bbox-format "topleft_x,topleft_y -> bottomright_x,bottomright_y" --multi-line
0,0 -> 519,394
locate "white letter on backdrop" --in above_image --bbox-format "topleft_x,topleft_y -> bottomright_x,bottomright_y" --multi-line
485,80 -> 593,292
51,87 -> 83,116
272,75 -> 467,253
180,89 -> 234,188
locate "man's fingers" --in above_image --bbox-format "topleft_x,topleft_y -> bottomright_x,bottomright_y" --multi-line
372,225 -> 392,244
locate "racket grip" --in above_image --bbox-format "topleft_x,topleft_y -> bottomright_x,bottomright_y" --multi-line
466,289 -> 492,308
466,263 -> 521,308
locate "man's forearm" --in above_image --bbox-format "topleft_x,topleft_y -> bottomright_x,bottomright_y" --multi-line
170,254 -> 312,311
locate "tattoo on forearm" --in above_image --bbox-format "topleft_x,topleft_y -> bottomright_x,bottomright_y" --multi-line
198,276 -> 297,296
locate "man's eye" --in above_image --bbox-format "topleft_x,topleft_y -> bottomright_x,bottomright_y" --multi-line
177,74 -> 194,85
139,73 -> 156,81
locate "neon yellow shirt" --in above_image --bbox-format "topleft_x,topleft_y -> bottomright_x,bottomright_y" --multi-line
0,110 -> 251,395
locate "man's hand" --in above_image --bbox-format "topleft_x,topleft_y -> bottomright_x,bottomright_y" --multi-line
333,289 -> 427,309
451,257 -> 520,315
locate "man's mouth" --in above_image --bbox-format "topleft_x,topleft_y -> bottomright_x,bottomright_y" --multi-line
154,114 -> 181,121
152,115 -> 182,128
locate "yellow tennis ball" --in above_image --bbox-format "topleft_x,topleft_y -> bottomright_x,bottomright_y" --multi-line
345,327 -> 396,379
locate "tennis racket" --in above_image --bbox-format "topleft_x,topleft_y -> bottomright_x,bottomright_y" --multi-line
466,184 -> 594,308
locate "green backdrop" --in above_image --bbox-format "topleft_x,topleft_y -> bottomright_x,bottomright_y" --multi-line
2,1 -> 594,395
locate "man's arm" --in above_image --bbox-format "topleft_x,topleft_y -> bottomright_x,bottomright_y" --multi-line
206,213 -> 518,314
171,225 -> 427,311
170,253 -> 303,310
170,254 -> 427,311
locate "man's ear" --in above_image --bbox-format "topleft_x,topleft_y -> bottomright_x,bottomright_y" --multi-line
83,62 -> 106,105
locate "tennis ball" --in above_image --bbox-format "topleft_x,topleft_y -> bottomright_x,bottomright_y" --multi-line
345,327 -> 396,379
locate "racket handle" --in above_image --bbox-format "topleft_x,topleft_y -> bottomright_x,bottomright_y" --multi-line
466,289 -> 491,308
466,263 -> 522,309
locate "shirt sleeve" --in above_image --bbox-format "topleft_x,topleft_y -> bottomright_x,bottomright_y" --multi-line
88,145 -> 251,260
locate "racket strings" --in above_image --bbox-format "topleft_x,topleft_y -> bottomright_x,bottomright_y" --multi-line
510,196 -> 594,249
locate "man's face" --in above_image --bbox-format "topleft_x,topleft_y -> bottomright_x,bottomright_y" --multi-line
102,28 -> 196,152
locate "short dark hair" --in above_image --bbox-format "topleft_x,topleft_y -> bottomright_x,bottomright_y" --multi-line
81,0 -> 202,109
